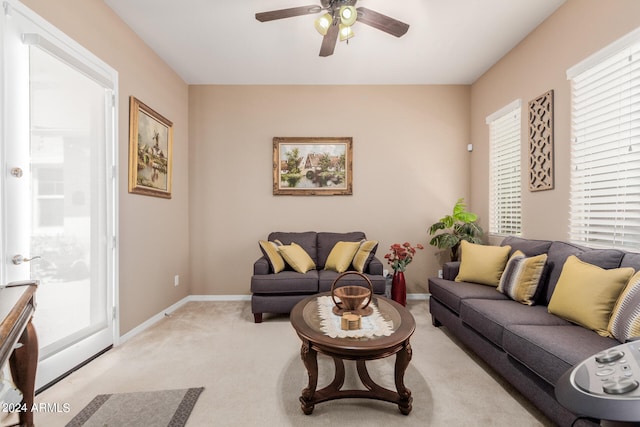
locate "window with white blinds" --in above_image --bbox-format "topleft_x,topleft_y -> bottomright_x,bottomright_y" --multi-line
567,28 -> 640,250
487,100 -> 522,236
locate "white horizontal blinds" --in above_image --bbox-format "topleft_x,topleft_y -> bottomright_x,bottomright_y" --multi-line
488,101 -> 522,236
569,38 -> 640,249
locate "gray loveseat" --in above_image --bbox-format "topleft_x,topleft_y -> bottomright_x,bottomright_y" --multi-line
428,236 -> 640,427
251,231 -> 386,323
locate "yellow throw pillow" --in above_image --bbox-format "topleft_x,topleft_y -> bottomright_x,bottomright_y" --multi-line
352,240 -> 379,273
325,241 -> 361,273
259,240 -> 285,273
455,241 -> 512,286
548,255 -> 634,337
497,250 -> 547,305
278,242 -> 316,274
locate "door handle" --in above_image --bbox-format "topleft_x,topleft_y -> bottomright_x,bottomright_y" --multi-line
12,255 -> 41,265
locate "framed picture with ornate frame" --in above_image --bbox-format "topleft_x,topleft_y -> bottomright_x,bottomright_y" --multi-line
273,137 -> 353,196
128,96 -> 173,199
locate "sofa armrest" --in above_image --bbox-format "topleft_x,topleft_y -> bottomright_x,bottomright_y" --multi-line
443,261 -> 460,280
366,257 -> 384,275
253,257 -> 270,275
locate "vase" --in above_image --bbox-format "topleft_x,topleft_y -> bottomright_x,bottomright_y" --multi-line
391,270 -> 406,306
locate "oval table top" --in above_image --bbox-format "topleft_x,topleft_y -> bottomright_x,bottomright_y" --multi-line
290,292 -> 416,359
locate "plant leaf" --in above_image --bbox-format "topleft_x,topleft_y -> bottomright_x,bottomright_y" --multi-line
456,212 -> 478,223
452,198 -> 466,216
430,233 -> 459,250
440,214 -> 455,228
428,222 -> 446,235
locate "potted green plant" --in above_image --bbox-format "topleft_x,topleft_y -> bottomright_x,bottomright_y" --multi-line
428,198 -> 483,262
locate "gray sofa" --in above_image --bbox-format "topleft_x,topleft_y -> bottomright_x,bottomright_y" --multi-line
251,231 -> 386,323
428,236 -> 640,427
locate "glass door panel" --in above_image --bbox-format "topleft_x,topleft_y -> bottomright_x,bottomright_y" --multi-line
28,45 -> 111,368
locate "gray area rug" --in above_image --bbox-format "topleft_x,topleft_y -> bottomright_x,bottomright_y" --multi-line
65,387 -> 204,427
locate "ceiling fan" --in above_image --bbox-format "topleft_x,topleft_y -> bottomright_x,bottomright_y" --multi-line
255,0 -> 410,57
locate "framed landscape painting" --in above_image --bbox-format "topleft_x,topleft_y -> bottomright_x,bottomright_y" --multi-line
273,137 -> 353,196
128,96 -> 173,198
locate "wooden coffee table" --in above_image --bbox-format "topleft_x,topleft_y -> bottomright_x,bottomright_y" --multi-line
290,292 -> 416,415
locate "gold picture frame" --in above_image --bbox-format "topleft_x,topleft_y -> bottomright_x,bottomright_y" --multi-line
128,96 -> 173,198
273,137 -> 353,196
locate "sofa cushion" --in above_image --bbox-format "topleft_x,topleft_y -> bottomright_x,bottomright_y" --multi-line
497,251 -> 547,305
258,240 -> 285,273
318,269 -> 386,294
352,240 -> 379,273
279,243 -> 316,273
500,236 -> 553,257
548,255 -> 634,337
542,241 -> 626,304
460,299 -> 569,347
428,277 -> 508,314
268,232 -> 318,265
317,232 -> 366,269
324,241 -> 361,273
455,241 -> 512,286
250,270 -> 319,294
621,252 -> 640,271
608,271 -> 640,343
503,324 -> 617,386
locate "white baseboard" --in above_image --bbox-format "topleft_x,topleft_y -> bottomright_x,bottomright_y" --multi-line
408,293 -> 430,301
117,295 -> 251,345
118,296 -> 190,345
118,293 -> 428,345
186,294 -> 251,302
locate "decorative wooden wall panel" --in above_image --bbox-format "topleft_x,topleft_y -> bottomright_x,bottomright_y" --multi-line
528,90 -> 554,192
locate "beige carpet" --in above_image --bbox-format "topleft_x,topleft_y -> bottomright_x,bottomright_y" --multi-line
26,300 -> 553,426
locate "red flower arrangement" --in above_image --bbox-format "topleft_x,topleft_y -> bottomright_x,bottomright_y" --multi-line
384,242 -> 424,272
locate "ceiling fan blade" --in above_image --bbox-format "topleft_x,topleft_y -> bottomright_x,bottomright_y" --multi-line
255,5 -> 322,22
319,19 -> 339,57
356,7 -> 409,38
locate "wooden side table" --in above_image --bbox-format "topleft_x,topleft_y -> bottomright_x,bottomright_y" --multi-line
290,292 -> 416,415
1,282 -> 38,427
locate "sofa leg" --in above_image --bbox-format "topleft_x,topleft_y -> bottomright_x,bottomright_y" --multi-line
432,316 -> 442,327
254,313 -> 263,323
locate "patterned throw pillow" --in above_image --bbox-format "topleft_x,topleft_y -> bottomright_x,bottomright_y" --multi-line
608,271 -> 640,343
497,250 -> 547,305
259,240 -> 284,273
325,241 -> 361,273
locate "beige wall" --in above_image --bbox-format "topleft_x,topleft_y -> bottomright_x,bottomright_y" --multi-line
22,0 -> 191,334
189,85 -> 471,295
470,0 -> 640,241
21,0 -> 636,334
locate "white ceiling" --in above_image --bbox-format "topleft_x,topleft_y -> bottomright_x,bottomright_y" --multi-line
103,0 -> 566,85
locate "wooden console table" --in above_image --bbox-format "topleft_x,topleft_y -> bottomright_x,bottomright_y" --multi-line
0,281 -> 38,427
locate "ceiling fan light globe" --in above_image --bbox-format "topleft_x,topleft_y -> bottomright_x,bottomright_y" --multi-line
339,6 -> 357,26
339,24 -> 354,42
314,13 -> 333,36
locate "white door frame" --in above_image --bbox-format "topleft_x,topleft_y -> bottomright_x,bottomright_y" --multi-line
1,0 -> 119,390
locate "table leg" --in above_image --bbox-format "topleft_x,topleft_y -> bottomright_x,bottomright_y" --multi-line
299,340 -> 318,415
395,340 -> 413,415
328,357 -> 345,391
9,320 -> 38,427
